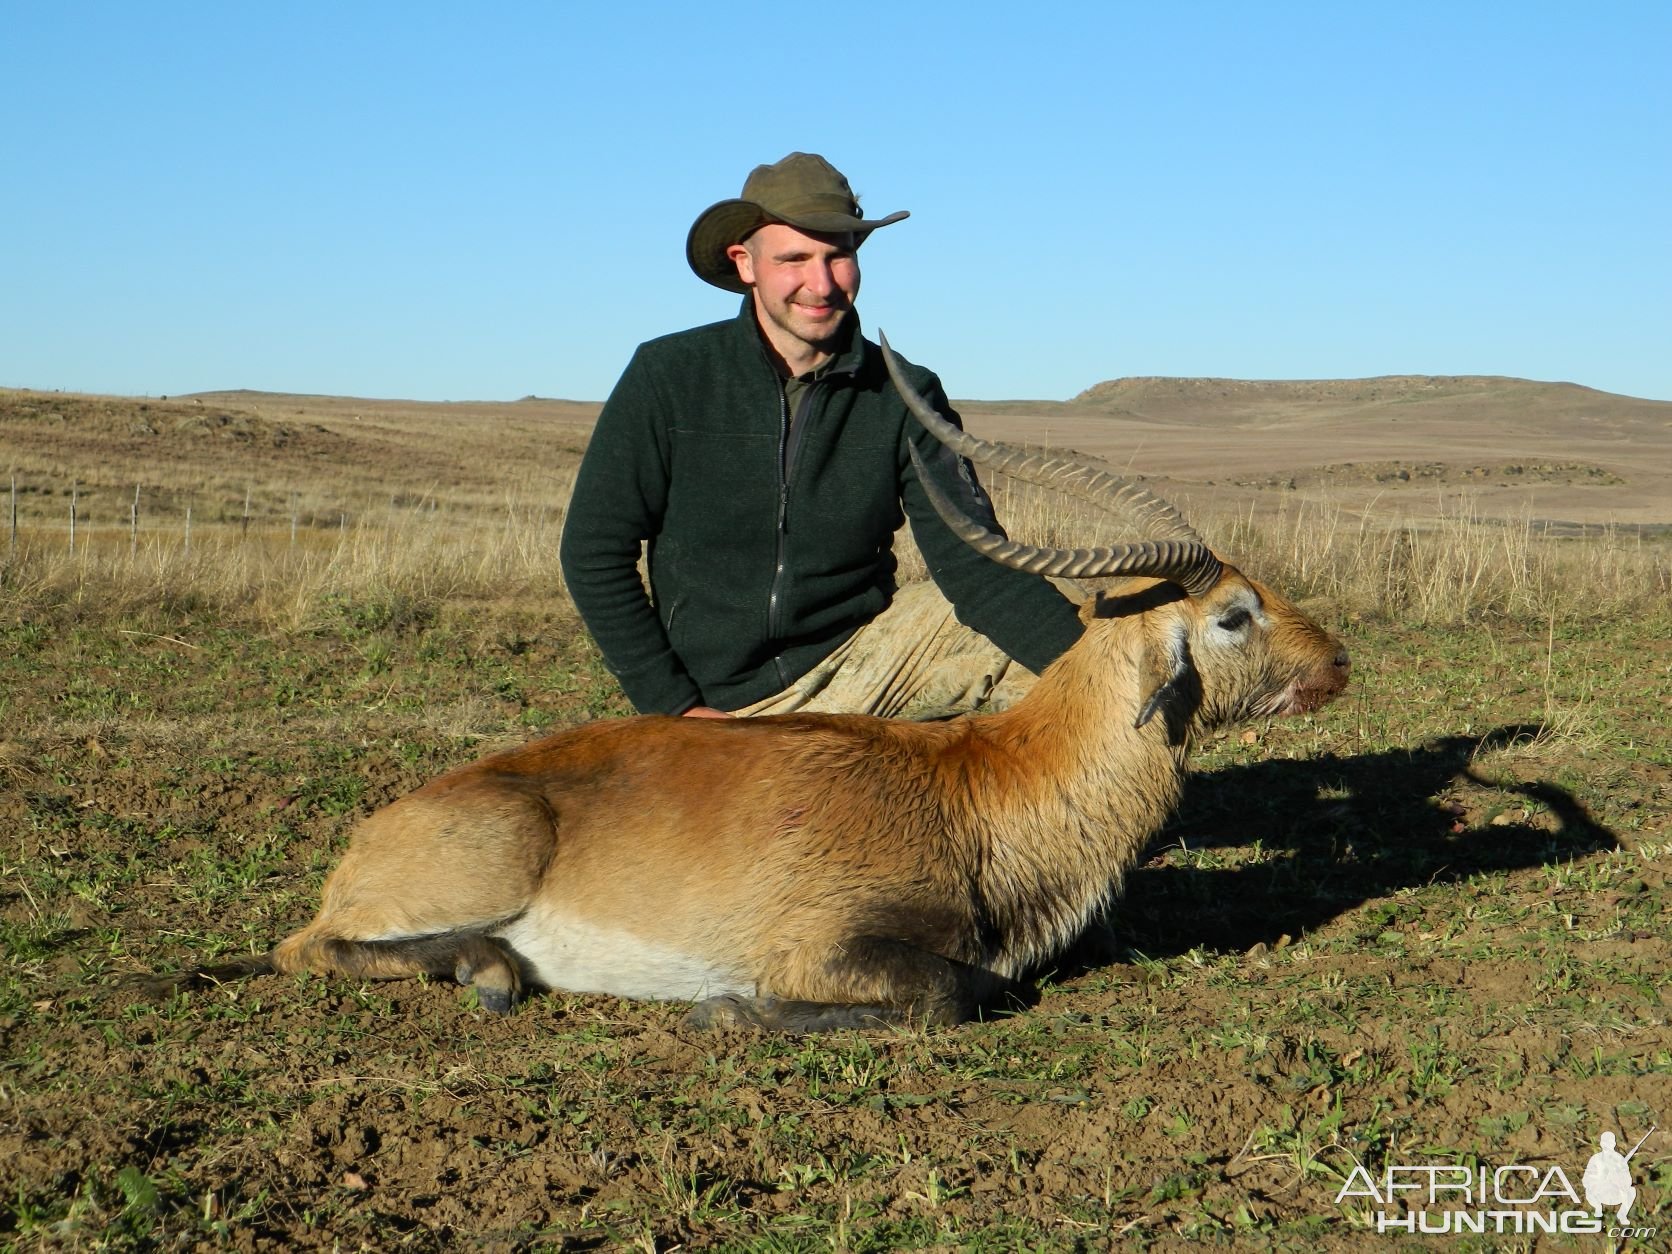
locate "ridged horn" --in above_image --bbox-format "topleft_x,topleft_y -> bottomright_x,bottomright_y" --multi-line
884,332 -> 1223,596
879,332 -> 1206,545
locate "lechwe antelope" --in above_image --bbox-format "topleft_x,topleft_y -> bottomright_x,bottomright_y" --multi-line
153,336 -> 1349,1031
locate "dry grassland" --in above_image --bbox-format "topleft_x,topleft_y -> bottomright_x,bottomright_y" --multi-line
1,380 -> 1668,1249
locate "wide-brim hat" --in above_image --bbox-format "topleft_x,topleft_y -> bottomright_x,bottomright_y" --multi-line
687,152 -> 910,293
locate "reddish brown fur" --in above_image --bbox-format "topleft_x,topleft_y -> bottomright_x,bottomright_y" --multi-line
158,565 -> 1348,1031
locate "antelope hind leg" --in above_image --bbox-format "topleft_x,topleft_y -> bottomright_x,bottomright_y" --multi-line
134,952 -> 277,1002
276,927 -> 525,1013
686,936 -> 1033,1033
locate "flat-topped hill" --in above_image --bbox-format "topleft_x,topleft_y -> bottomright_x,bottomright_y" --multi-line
959,375 -> 1670,529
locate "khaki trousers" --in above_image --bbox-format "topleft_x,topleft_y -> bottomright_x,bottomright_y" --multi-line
733,579 -> 1079,720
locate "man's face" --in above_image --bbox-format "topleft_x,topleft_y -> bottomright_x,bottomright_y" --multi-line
728,222 -> 861,363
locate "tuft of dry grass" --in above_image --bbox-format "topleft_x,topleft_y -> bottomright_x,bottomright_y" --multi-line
5,386 -> 1665,634
1,492 -> 570,634
1208,493 -> 1669,624
5,481 -> 1667,638
903,477 -> 1670,628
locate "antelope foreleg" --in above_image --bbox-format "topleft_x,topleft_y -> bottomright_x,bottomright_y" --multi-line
686,936 -> 1033,1033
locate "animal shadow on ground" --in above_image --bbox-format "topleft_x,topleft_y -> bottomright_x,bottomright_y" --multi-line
1075,723 -> 1618,968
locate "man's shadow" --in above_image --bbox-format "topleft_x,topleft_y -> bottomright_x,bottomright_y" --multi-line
1068,723 -> 1619,966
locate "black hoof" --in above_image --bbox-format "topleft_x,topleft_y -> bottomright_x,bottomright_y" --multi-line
472,984 -> 516,1015
686,993 -> 759,1030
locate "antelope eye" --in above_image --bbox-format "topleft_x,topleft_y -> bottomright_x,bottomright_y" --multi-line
1217,608 -> 1252,632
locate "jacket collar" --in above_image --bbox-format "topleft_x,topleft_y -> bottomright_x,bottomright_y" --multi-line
733,296 -> 867,382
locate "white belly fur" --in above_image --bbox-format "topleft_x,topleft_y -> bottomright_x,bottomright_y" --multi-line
494,907 -> 754,1002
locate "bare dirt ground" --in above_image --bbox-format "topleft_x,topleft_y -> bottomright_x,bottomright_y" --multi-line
1,378 -> 1668,1248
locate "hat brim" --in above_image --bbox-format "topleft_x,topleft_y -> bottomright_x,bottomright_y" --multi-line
686,199 -> 909,293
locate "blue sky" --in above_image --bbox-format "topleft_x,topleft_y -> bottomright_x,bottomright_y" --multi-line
4,3 -> 1669,402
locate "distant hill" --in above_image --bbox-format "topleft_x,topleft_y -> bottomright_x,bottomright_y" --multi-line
6,373 -> 1668,529
956,375 -> 1670,530
1054,374 -> 1672,431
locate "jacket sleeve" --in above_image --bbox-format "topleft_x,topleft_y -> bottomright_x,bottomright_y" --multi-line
898,373 -> 1085,675
559,346 -> 704,715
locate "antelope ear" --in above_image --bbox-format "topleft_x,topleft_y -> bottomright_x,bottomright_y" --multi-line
1135,621 -> 1193,729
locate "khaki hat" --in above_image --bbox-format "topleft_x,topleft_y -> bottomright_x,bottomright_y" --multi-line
686,152 -> 910,293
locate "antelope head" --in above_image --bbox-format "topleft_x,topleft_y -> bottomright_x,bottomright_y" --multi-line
880,333 -> 1350,743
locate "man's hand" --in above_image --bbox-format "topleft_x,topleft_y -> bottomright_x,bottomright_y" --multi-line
682,706 -> 734,719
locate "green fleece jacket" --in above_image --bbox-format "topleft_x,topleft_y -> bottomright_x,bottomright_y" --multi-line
558,302 -> 1085,714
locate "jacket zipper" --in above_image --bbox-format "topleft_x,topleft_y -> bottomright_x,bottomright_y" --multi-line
767,384 -> 793,654
764,354 -> 854,684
